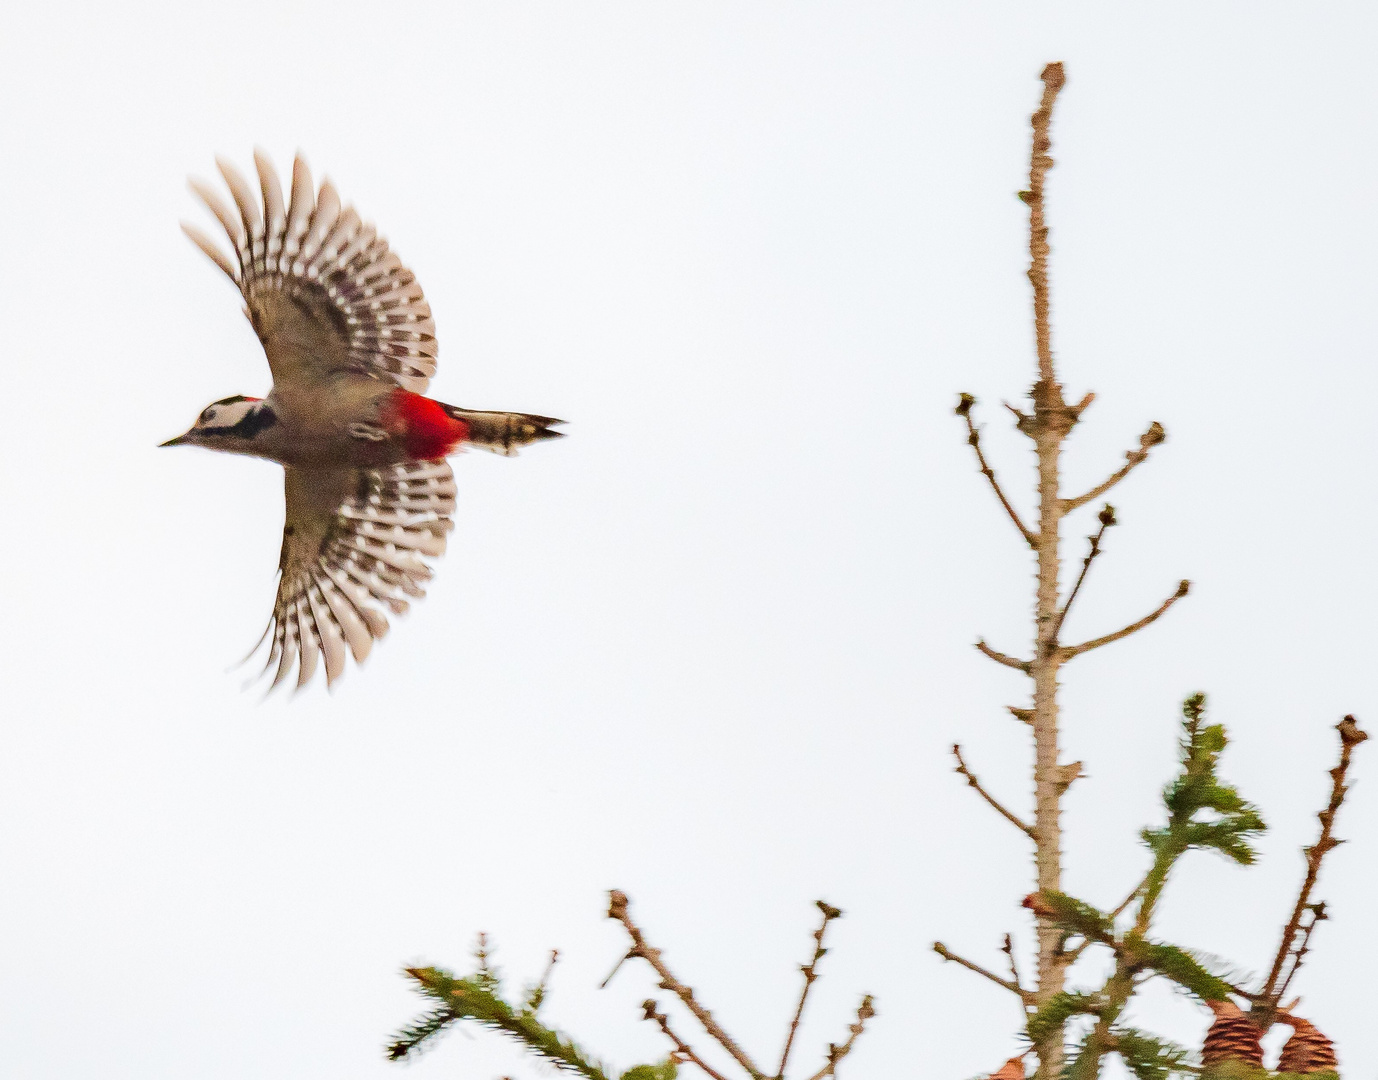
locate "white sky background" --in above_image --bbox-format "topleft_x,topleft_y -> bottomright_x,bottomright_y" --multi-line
3,3 -> 1378,1078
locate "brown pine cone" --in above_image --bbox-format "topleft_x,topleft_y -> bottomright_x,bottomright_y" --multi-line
989,1056 -> 1026,1080
1278,1016 -> 1339,1073
1201,1000 -> 1264,1067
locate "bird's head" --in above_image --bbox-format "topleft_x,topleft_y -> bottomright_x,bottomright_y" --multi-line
160,395 -> 277,450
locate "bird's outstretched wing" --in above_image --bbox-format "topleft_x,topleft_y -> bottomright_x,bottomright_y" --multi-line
261,459 -> 457,689
183,150 -> 438,393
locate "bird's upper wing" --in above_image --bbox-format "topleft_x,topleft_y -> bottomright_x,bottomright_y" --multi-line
183,150 -> 438,393
262,459 -> 457,689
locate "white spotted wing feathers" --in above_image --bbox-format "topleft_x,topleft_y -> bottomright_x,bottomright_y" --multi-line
262,460 -> 458,689
183,151 -> 438,393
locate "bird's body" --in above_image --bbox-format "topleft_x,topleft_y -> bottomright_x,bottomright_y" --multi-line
166,150 -> 563,689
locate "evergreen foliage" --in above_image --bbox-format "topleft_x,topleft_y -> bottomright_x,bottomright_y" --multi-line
1027,992 -> 1101,1046
1110,1029 -> 1195,1080
1032,696 -> 1270,1076
387,947 -> 676,1080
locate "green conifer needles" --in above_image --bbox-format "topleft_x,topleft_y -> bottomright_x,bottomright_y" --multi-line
387,956 -> 676,1080
1023,695 -> 1268,1079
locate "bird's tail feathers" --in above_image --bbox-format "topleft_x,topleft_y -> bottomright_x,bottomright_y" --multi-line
443,407 -> 566,456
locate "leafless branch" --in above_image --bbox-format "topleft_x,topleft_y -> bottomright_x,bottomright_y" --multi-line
777,901 -> 843,1080
1048,504 -> 1116,643
1261,716 -> 1368,1001
608,890 -> 767,1080
1025,62 -> 1065,384
641,999 -> 732,1080
1059,581 -> 1190,660
952,744 -> 1034,837
802,996 -> 876,1080
932,942 -> 1036,1005
956,394 -> 1037,549
1275,902 -> 1328,1005
1062,422 -> 1166,512
976,639 -> 1031,672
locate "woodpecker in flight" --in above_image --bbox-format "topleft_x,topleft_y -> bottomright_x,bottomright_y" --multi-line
165,150 -> 563,690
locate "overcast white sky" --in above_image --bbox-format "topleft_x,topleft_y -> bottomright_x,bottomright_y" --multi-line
3,3 -> 1378,1078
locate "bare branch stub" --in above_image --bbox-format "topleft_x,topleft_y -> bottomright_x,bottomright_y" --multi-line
976,639 -> 1032,672
1059,580 -> 1190,660
1062,421 -> 1166,512
1261,716 -> 1368,1003
1006,705 -> 1034,725
932,941 -> 1036,1005
956,393 -> 1038,549
952,744 -> 1035,837
608,890 -> 768,1080
642,1000 -> 732,1080
777,901 -> 843,1080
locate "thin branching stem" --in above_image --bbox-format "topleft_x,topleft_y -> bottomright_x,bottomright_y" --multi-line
933,942 -> 1036,1005
608,891 -> 768,1080
778,902 -> 842,1079
1261,717 -> 1368,1001
801,997 -> 875,1080
642,1000 -> 732,1080
1275,902 -> 1327,1005
953,744 -> 1035,837
1061,422 -> 1165,512
1060,581 -> 1190,660
957,394 -> 1038,548
1048,505 -> 1115,643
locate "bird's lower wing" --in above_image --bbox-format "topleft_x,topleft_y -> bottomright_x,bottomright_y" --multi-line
262,459 -> 457,690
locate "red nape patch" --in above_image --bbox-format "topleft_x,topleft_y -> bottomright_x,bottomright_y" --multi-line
385,389 -> 470,460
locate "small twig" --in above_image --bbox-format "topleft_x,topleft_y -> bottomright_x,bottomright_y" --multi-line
1275,902 -> 1328,1004
802,996 -> 875,1080
1048,504 -> 1116,642
1261,716 -> 1368,1001
952,744 -> 1034,837
642,1000 -> 732,1080
956,394 -> 1037,549
976,639 -> 1031,672
932,942 -> 1036,1005
1109,881 -> 1141,921
526,949 -> 559,1011
599,950 -> 633,989
1002,933 -> 1032,1021
1002,934 -> 1023,992
1059,580 -> 1190,660
1062,422 -> 1166,512
608,891 -> 767,1080
778,901 -> 843,1080
1003,401 -> 1034,436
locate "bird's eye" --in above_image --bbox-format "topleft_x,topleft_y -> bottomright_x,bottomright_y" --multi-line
200,408 -> 216,423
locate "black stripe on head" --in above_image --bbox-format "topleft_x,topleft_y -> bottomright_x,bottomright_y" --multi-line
204,404 -> 278,440
226,405 -> 278,439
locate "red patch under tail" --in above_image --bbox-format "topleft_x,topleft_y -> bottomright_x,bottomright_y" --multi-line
385,389 -> 471,460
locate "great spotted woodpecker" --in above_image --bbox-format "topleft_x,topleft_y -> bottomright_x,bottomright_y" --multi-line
165,151 -> 563,690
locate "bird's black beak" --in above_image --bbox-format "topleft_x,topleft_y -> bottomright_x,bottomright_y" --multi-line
159,434 -> 188,447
